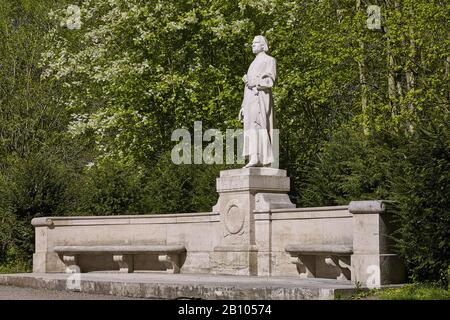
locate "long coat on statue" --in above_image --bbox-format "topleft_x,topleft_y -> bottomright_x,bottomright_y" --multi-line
241,52 -> 276,165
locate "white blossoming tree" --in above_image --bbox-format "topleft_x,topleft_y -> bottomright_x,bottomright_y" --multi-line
41,0 -> 279,165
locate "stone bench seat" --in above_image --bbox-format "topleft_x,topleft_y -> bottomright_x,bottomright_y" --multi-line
285,244 -> 353,280
54,245 -> 186,274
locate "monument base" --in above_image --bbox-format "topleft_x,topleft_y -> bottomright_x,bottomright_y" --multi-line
211,245 -> 258,276
211,168 -> 294,276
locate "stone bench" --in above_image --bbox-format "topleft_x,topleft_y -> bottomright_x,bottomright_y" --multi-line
285,244 -> 353,280
54,245 -> 186,274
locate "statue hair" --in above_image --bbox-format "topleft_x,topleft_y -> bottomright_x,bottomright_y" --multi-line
254,35 -> 269,52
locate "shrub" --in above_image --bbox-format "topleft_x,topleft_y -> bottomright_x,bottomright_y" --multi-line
0,152 -> 75,271
388,124 -> 450,286
302,123 -> 450,285
72,152 -> 235,215
377,283 -> 450,300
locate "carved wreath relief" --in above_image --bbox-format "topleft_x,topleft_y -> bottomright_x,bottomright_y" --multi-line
223,199 -> 245,236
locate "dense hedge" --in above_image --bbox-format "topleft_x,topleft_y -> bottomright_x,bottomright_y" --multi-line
301,122 -> 450,285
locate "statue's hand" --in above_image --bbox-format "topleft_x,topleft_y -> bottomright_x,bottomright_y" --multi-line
238,107 -> 244,122
252,87 -> 259,95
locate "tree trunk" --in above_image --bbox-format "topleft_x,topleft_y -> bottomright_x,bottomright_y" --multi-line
357,0 -> 369,135
446,55 -> 450,105
405,4 -> 416,103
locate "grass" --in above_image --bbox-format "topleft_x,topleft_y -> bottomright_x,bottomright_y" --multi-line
349,283 -> 450,300
377,283 -> 450,300
0,260 -> 32,274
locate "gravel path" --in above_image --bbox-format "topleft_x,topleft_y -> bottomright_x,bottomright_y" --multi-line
0,285 -> 141,300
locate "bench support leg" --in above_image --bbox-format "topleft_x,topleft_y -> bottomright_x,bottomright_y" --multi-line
113,254 -> 134,273
158,254 -> 180,274
290,255 -> 315,278
61,255 -> 80,273
325,255 -> 351,280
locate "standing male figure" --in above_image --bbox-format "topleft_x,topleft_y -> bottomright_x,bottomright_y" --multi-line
239,35 -> 276,168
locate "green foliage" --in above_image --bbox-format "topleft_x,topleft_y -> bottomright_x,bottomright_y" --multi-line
72,158 -> 147,215
0,152 -> 77,270
388,123 -> 450,285
138,153 -> 226,214
349,283 -> 450,300
303,121 -> 450,284
348,288 -> 378,300
376,283 -> 450,300
72,153 -> 233,215
39,0 -> 365,170
0,0 -> 82,271
41,0 -> 265,164
300,125 -> 391,206
0,247 -> 32,274
0,0 -> 72,161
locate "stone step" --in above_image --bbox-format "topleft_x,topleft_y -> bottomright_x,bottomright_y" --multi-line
0,273 -> 358,300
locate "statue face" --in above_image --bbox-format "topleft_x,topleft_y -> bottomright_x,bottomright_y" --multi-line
252,38 -> 265,54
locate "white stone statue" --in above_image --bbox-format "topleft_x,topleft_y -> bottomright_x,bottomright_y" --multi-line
238,35 -> 276,168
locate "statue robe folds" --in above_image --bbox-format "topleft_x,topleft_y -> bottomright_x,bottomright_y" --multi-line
241,53 -> 276,165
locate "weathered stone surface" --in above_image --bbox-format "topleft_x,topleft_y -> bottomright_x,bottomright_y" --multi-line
0,273 -> 359,300
348,200 -> 387,214
350,200 -> 405,287
351,254 -> 406,286
269,207 -> 353,277
0,284 -> 142,300
255,193 -> 295,211
32,212 -> 219,273
220,167 -> 285,177
216,168 -> 290,193
285,244 -> 353,255
285,244 -> 353,280
212,168 -> 295,275
31,170 -> 405,287
239,35 -> 277,168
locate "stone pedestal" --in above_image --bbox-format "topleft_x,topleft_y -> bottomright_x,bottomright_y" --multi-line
211,168 -> 295,275
349,200 -> 406,287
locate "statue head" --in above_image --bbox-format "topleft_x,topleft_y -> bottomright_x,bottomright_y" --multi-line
252,35 -> 269,54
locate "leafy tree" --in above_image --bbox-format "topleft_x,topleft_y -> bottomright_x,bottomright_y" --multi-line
0,0 -> 82,270
389,122 -> 450,285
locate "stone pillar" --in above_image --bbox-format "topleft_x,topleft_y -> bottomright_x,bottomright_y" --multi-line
32,218 -> 57,273
211,168 -> 295,275
349,200 -> 405,287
